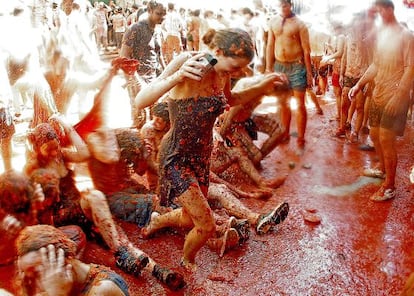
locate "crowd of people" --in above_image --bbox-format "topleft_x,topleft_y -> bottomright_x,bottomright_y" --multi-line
0,0 -> 413,294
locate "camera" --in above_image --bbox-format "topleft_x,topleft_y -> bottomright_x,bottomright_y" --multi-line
198,53 -> 218,75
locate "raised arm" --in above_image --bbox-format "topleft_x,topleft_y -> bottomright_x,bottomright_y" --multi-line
49,115 -> 91,163
227,72 -> 288,107
134,52 -> 205,110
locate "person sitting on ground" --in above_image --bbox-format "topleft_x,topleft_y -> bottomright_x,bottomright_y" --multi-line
138,102 -> 290,236
23,119 -> 185,291
15,224 -> 130,296
219,74 -> 288,164
140,101 -> 171,191
0,170 -> 48,266
86,125 -> 248,259
211,128 -> 286,192
135,27 -> 288,269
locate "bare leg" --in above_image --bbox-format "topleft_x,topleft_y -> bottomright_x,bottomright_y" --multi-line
1,137 -> 13,171
337,87 -> 351,135
369,126 -> 385,172
379,128 -> 397,189
208,183 -> 259,224
260,123 -> 285,158
279,92 -> 292,139
293,90 -> 307,148
142,186 -> 215,269
333,85 -> 342,120
306,88 -> 323,114
81,190 -> 185,289
178,186 -> 215,267
210,173 -> 273,199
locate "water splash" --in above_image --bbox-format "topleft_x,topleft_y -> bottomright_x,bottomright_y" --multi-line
312,176 -> 382,196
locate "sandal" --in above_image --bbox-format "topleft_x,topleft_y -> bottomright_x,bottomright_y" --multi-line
363,168 -> 385,179
370,187 -> 396,202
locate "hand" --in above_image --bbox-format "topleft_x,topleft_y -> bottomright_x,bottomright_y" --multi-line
1,215 -> 22,235
262,72 -> 289,93
320,56 -> 330,65
348,84 -> 360,101
33,183 -> 45,204
175,53 -> 213,81
37,245 -> 73,296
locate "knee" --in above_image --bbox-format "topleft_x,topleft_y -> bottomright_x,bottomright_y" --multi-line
81,189 -> 107,207
203,216 -> 216,237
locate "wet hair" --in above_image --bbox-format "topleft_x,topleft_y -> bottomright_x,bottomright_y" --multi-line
115,129 -> 148,166
202,28 -> 255,61
16,225 -> 77,257
27,123 -> 59,153
375,0 -> 394,9
151,102 -> 170,123
0,171 -> 33,214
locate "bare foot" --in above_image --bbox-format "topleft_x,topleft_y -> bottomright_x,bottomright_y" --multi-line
141,212 -> 159,239
248,188 -> 273,199
140,226 -> 152,239
263,175 -> 287,189
180,258 -> 197,272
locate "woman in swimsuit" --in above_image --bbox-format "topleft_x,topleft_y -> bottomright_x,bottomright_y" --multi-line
136,28 -> 288,269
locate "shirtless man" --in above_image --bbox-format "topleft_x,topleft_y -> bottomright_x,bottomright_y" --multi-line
349,0 -> 414,201
265,0 -> 313,151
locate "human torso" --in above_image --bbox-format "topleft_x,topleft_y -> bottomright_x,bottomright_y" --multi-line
78,264 -> 129,296
372,24 -> 414,105
112,14 -> 126,32
344,32 -> 369,78
270,14 -> 307,62
124,20 -> 160,81
88,157 -> 138,195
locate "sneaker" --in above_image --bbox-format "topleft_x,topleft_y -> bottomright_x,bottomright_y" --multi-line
114,246 -> 149,277
363,168 -> 385,179
359,144 -> 375,151
152,264 -> 186,291
370,187 -> 396,201
256,202 -> 289,235
219,228 -> 240,257
229,218 -> 250,243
